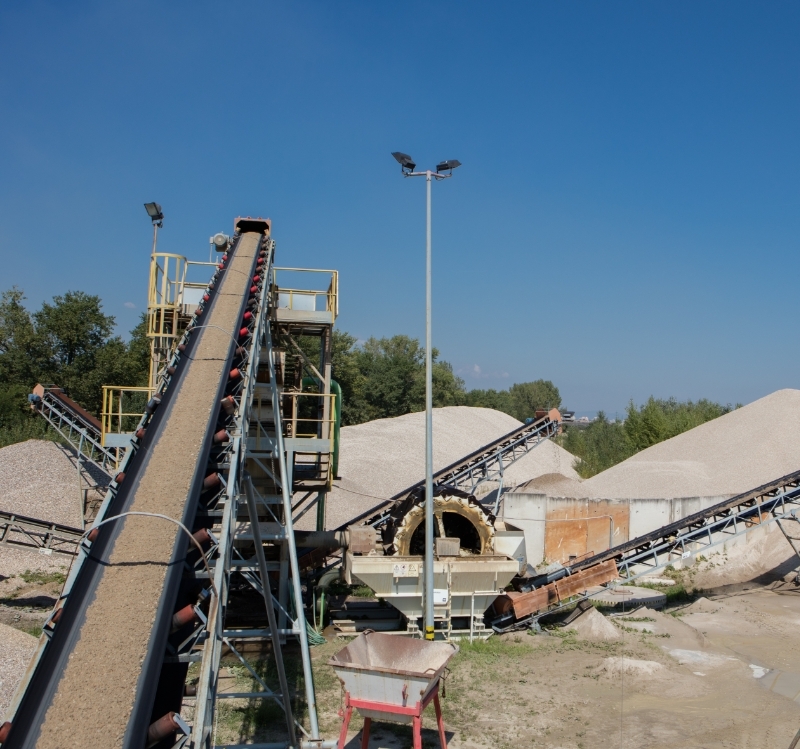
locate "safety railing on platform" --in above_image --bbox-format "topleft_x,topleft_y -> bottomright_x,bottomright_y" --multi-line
101,386 -> 156,450
272,267 -> 339,318
284,391 -> 336,440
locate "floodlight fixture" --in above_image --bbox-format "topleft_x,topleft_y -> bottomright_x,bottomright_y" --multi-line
391,151 -> 416,172
144,202 -> 164,224
435,159 -> 461,174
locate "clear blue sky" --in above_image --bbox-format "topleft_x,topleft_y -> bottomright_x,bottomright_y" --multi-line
1,2 -> 798,415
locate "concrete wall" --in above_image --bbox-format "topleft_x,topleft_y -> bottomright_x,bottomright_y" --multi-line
504,493 -> 730,565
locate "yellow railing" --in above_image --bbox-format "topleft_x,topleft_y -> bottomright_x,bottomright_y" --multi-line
101,386 -> 155,447
272,267 -> 338,319
147,252 -> 218,388
283,391 -> 336,441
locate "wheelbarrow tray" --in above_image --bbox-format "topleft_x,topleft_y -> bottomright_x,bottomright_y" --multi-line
329,631 -> 458,723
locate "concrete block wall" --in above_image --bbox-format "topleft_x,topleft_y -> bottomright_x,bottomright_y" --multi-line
504,492 -> 730,565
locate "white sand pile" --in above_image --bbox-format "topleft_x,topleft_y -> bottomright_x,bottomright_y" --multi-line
0,622 -> 37,719
689,527 -> 797,589
601,657 -> 663,677
0,440 -> 107,528
518,389 -> 800,501
568,606 -> 620,640
584,389 -> 800,500
321,407 -> 578,530
515,472 -> 586,497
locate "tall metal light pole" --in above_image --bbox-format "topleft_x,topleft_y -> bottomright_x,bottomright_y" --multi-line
392,152 -> 461,640
144,202 -> 164,254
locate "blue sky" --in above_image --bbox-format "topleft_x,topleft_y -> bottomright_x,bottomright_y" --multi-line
1,2 -> 798,414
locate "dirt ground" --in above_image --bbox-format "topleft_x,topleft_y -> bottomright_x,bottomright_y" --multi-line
6,531 -> 800,747
208,536 -> 800,749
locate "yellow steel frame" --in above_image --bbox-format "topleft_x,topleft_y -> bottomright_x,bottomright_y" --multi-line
101,385 -> 156,449
147,252 -> 217,388
283,391 -> 336,440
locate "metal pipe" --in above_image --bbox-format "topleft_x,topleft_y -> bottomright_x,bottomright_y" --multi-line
245,476 -> 296,746
424,170 -> 435,641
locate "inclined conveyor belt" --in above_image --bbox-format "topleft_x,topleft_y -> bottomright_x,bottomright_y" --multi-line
4,231 -> 264,749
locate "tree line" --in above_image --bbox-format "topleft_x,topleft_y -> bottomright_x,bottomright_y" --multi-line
0,286 -> 563,446
559,397 -> 738,478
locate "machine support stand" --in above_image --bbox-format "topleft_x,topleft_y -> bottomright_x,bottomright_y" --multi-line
337,682 -> 448,749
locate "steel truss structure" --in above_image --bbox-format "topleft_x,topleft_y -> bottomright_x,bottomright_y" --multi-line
0,510 -> 82,556
350,410 -> 561,533
30,386 -> 117,476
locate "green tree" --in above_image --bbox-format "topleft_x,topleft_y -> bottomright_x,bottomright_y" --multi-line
560,412 -> 634,478
508,380 -> 562,420
624,397 -> 734,451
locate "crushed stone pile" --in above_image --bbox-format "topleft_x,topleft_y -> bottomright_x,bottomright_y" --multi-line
567,606 -> 620,641
0,622 -> 37,720
518,389 -> 800,500
320,406 -> 578,531
0,439 -> 108,528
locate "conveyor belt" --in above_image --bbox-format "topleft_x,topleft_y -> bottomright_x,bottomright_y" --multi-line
30,386 -> 116,477
492,467 -> 800,631
342,409 -> 561,534
3,230 -> 264,749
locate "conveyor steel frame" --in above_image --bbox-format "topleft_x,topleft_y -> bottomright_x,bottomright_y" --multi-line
2,232 -> 259,749
34,389 -> 117,476
349,414 -> 560,532
493,469 -> 800,631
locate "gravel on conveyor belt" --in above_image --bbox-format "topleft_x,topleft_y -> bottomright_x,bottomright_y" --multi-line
0,622 -> 37,721
33,233 -> 259,749
0,440 -> 107,529
317,406 -> 579,531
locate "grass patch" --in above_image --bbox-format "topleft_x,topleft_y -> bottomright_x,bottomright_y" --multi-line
20,570 -> 66,586
22,624 -> 42,638
350,584 -> 375,598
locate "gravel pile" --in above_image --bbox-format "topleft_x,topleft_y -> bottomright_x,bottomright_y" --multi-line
320,406 -> 578,530
519,389 -> 800,500
0,622 -> 37,721
568,606 -> 620,641
0,439 -> 108,528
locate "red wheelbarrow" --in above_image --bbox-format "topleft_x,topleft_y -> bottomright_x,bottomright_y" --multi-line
329,630 -> 459,749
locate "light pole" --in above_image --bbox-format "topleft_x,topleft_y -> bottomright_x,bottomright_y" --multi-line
392,152 -> 461,640
144,202 -> 164,254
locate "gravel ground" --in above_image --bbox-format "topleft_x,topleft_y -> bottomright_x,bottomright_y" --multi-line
0,546 -> 71,579
319,406 -> 578,531
520,389 -> 800,500
0,439 -> 108,528
0,622 -> 37,721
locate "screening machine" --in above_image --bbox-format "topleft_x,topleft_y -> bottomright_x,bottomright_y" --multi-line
1,218 -> 339,749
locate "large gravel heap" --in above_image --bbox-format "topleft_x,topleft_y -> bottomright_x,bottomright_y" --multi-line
0,439 -> 108,528
518,388 -> 800,500
0,622 -> 37,720
322,406 -> 578,530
